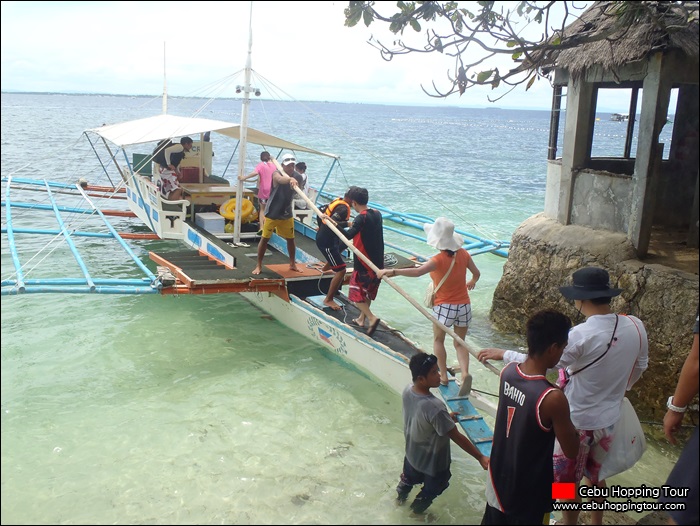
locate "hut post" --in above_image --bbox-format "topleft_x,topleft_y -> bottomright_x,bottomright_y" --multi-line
558,78 -> 597,225
628,52 -> 674,256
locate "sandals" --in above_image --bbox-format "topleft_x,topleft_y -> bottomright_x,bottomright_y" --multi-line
366,318 -> 381,337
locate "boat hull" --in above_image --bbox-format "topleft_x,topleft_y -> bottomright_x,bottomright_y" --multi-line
242,290 -> 413,395
242,289 -> 495,455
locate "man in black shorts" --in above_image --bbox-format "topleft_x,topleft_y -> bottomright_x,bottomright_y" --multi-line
315,189 -> 353,311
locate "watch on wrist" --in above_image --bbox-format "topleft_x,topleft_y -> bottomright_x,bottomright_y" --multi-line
667,396 -> 687,413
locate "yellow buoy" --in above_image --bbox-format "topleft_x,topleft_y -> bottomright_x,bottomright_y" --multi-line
219,198 -> 254,221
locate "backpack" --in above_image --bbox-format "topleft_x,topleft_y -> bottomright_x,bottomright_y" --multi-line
152,139 -> 173,167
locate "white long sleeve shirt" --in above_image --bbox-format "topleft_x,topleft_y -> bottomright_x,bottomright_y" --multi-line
503,313 -> 648,430
164,143 -> 186,168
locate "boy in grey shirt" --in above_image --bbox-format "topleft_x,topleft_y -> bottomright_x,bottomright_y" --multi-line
397,352 -> 489,514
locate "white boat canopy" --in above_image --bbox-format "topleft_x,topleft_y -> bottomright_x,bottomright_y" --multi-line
87,114 -> 339,159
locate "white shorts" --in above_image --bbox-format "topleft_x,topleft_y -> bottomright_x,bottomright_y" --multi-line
158,170 -> 180,197
432,303 -> 472,328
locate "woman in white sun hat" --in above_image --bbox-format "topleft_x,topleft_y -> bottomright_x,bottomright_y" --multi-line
378,217 -> 480,391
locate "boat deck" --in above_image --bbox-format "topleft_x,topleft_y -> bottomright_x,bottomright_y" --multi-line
306,293 -> 420,353
150,220 -> 419,298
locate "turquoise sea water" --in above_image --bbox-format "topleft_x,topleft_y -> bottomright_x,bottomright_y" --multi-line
1,93 -> 680,524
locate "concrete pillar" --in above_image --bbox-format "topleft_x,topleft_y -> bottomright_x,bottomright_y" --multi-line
628,53 -> 673,256
558,78 -> 596,225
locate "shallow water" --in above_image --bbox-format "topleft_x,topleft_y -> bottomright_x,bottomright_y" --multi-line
1,92 -> 681,524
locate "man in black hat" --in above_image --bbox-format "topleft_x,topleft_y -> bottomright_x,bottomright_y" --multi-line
478,266 -> 649,526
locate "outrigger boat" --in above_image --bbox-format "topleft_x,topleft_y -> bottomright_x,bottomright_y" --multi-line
2,127 -> 499,455
2,22 -> 509,460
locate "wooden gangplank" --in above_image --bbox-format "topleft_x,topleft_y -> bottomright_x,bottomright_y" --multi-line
439,379 -> 493,456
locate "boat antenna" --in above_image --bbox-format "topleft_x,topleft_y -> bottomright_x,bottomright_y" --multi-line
162,41 -> 168,115
233,2 -> 255,244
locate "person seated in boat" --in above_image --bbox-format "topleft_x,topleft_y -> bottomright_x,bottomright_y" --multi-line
251,153 -> 302,275
340,186 -> 384,337
377,217 -> 480,392
239,151 -> 276,229
153,136 -> 194,201
314,189 -> 354,311
293,161 -> 309,210
482,309 -> 579,526
396,352 -> 489,516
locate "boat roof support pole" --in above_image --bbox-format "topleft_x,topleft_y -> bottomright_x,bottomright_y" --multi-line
221,141 -> 240,179
99,137 -> 124,186
84,133 -> 116,186
314,159 -> 339,205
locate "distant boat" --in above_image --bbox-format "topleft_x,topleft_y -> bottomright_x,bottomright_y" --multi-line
611,113 -> 629,121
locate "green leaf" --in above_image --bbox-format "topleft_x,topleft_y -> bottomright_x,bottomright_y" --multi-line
506,40 -> 517,48
344,8 -> 362,27
526,75 -> 536,91
511,51 -> 522,60
477,70 -> 494,83
410,19 -> 421,32
363,9 -> 373,27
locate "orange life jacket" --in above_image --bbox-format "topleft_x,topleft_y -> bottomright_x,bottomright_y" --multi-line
317,197 -> 351,227
324,198 -> 351,221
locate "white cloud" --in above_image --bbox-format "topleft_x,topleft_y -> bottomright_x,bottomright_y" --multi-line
0,1 -> 588,110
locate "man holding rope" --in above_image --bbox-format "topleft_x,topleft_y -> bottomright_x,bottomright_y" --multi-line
340,186 -> 384,336
251,153 -> 302,275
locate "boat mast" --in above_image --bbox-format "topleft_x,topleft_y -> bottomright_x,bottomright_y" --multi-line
233,3 -> 254,244
162,42 -> 168,115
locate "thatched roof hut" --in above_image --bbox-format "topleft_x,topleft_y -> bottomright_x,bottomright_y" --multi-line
491,1 -> 698,427
542,1 -> 699,80
537,0 -> 698,258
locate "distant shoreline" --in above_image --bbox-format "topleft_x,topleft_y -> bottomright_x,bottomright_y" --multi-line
1,91 -> 634,113
1,90 -> 234,101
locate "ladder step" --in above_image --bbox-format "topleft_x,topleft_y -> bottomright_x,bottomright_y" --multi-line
458,415 -> 484,422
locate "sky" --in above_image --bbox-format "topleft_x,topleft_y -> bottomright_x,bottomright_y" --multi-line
1,1 -> 634,111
